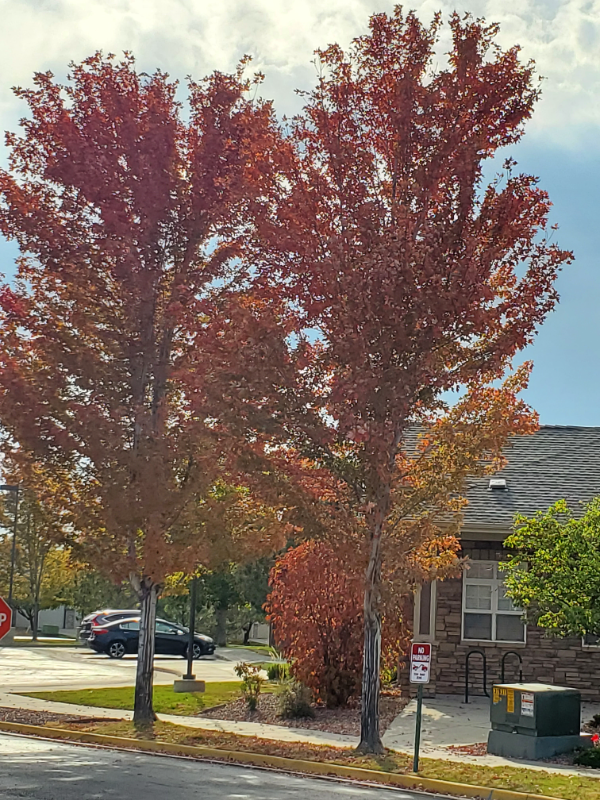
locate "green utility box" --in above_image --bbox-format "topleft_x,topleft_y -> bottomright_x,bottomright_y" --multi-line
41,624 -> 60,636
487,683 -> 591,760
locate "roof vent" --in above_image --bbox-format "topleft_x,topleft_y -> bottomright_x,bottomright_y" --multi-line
489,478 -> 507,490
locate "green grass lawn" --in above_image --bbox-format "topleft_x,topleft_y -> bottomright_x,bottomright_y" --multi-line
22,681 -> 281,716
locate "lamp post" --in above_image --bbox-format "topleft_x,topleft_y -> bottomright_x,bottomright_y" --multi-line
183,576 -> 198,681
173,575 -> 205,693
0,484 -> 20,624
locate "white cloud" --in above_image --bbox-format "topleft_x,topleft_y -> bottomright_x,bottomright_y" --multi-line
0,0 -> 599,149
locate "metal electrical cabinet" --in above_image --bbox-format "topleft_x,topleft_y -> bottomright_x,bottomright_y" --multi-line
487,682 -> 590,759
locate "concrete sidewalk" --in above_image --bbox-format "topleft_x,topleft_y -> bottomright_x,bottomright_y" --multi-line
384,695 -> 497,753
214,646 -> 274,664
2,690 -> 600,779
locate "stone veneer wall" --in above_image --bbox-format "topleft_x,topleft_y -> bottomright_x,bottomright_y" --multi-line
432,576 -> 600,701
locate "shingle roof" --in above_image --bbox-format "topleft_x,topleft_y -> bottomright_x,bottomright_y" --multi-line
462,426 -> 600,530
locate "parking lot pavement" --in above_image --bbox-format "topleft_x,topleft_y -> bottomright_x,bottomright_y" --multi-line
0,646 -> 240,692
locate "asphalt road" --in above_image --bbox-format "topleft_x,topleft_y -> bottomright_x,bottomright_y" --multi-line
0,734 -> 442,800
0,646 -> 240,692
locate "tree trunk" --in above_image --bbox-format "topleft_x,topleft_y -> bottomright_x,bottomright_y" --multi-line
132,576 -> 159,728
242,621 -> 253,646
31,602 -> 39,641
358,530 -> 384,754
215,606 -> 227,647
32,573 -> 42,643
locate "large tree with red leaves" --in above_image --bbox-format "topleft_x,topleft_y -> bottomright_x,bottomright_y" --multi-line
251,10 -> 572,752
0,54 -> 285,726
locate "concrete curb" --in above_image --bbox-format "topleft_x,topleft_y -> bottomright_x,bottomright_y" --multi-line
0,720 -> 565,800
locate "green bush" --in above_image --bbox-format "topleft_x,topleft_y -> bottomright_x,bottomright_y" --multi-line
266,662 -> 290,682
234,662 -> 264,712
278,681 -> 315,719
574,747 -> 600,768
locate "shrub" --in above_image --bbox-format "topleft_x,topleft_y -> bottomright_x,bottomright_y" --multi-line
575,747 -> 600,768
381,664 -> 398,686
266,662 -> 290,682
234,661 -> 264,711
265,541 -> 410,708
278,681 -> 315,719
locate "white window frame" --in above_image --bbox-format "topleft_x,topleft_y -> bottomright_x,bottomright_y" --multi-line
414,580 -> 437,642
462,560 -> 526,644
582,633 -> 600,649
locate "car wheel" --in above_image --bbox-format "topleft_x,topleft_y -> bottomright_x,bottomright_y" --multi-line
107,641 -> 126,659
186,642 -> 203,660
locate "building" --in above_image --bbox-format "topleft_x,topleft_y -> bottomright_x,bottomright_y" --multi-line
14,605 -> 80,637
412,426 -> 600,700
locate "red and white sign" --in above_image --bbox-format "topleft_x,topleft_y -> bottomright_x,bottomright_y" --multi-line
521,691 -> 534,717
0,596 -> 11,641
410,642 -> 432,684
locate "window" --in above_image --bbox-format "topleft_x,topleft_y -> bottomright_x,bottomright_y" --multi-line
583,633 -> 600,648
120,620 -> 140,631
462,561 -> 525,643
155,621 -> 177,634
414,581 -> 437,641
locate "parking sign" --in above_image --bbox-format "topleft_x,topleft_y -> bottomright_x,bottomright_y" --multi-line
410,642 -> 432,684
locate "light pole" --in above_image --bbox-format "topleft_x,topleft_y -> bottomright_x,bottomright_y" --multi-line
0,484 -> 20,624
173,575 -> 205,693
183,576 -> 198,681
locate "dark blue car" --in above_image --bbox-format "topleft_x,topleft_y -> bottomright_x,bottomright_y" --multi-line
88,616 -> 215,659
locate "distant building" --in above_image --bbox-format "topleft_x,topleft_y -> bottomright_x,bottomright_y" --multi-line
14,605 -> 79,637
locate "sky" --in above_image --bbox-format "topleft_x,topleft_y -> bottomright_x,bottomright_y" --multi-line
0,0 -> 599,425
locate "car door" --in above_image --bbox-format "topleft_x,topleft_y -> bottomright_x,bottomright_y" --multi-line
119,619 -> 141,653
155,620 -> 186,655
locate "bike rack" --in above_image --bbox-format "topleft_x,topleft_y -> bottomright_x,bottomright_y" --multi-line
501,650 -> 523,683
465,649 -> 489,704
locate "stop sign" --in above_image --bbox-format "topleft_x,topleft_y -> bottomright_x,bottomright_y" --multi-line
0,596 -> 12,640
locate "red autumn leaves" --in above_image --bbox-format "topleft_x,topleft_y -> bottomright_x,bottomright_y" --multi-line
0,10 -> 571,741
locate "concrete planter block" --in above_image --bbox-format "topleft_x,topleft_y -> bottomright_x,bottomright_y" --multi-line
173,679 -> 206,694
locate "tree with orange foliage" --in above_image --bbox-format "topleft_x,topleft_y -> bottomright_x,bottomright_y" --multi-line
252,10 -> 572,752
0,54 -> 285,726
267,540 -> 414,708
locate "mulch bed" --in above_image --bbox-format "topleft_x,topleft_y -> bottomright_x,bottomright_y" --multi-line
199,691 -> 407,736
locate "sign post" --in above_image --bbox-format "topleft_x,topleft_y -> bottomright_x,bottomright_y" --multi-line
0,596 -> 12,643
410,642 -> 432,773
